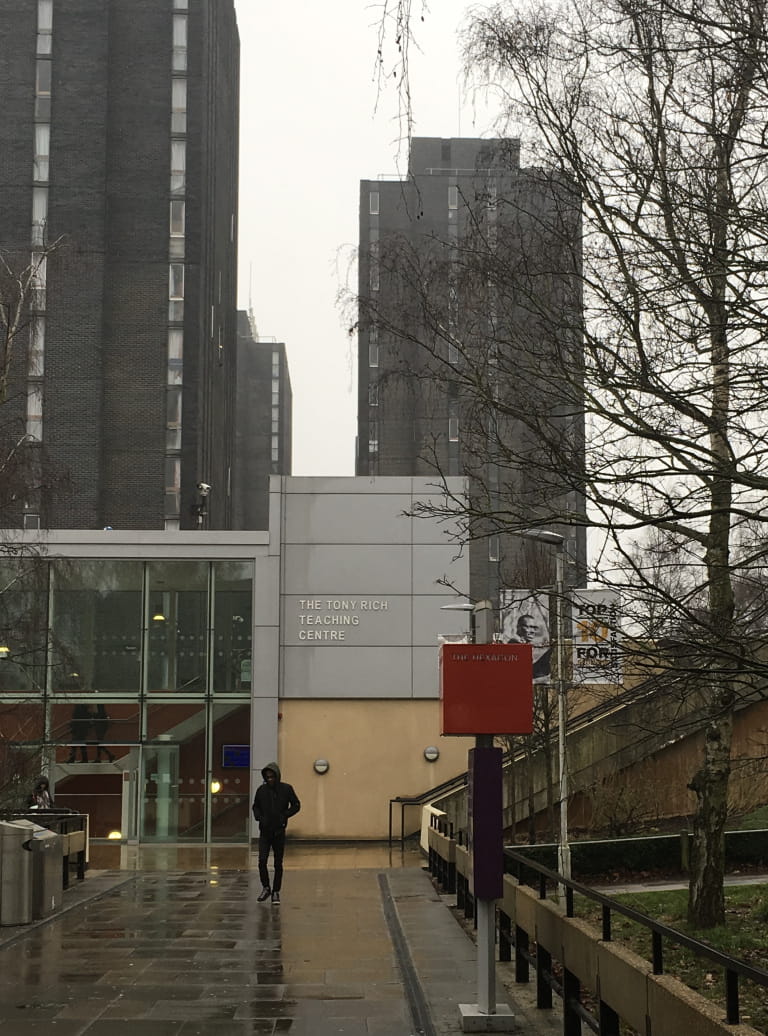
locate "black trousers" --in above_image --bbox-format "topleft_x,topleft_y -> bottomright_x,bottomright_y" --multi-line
258,827 -> 286,892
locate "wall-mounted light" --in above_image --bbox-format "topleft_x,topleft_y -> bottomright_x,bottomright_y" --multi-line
210,780 -> 222,794
152,612 -> 166,622
313,759 -> 329,775
0,645 -> 10,659
107,830 -> 122,840
423,746 -> 440,762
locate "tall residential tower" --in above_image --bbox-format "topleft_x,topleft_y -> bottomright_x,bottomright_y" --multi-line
357,137 -> 586,598
0,0 -> 239,529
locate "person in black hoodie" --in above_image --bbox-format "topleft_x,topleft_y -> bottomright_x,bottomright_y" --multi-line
251,762 -> 300,904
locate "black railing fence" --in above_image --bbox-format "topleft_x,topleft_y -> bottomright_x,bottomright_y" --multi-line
426,815 -> 768,1034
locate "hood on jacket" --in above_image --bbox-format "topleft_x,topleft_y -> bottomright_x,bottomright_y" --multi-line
261,762 -> 281,782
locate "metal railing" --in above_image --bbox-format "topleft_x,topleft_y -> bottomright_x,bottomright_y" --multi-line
503,846 -> 768,1031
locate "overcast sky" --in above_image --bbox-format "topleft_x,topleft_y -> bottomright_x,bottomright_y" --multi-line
234,1 -> 500,475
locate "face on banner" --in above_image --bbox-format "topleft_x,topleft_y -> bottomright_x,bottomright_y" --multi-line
500,590 -> 551,684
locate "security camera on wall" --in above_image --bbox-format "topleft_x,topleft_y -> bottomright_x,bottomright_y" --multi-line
197,482 -> 211,496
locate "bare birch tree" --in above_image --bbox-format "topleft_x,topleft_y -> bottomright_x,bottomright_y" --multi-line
365,0 -> 768,927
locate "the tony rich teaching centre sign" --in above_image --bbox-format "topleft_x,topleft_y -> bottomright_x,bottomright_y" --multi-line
294,597 -> 391,641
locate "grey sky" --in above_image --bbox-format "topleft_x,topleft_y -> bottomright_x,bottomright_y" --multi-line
234,1 -> 497,475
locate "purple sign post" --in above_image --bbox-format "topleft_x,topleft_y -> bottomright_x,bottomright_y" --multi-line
468,746 -> 503,900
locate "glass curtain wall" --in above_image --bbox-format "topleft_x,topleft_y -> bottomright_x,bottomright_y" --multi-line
0,558 -> 253,842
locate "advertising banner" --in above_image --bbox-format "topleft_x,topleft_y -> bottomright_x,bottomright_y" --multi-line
499,589 -> 551,684
571,589 -> 622,684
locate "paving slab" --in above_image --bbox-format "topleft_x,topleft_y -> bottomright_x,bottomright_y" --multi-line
0,846 -> 559,1035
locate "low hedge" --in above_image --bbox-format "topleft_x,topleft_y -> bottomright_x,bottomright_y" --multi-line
506,829 -> 768,876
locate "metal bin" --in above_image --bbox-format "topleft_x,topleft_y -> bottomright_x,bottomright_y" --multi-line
0,820 -> 33,926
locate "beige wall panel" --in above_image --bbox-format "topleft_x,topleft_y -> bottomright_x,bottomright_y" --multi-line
276,699 -> 469,839
595,942 -> 650,1035
647,974 -> 758,1036
560,918 -> 599,988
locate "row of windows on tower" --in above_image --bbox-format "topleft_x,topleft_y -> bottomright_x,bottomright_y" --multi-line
368,184 -> 461,216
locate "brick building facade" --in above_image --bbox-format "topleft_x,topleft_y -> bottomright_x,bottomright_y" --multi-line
0,0 -> 239,530
357,137 -> 587,598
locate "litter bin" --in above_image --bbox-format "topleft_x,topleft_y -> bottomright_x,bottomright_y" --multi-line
0,820 -> 33,926
11,820 -> 63,920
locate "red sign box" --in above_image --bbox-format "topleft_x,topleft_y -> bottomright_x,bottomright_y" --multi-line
440,643 -> 534,735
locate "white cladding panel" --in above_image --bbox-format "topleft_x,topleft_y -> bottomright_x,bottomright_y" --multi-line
281,646 -> 415,698
282,544 -> 413,596
282,493 -> 415,545
274,476 -> 469,700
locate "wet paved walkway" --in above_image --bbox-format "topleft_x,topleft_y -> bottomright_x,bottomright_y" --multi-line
0,845 -> 560,1036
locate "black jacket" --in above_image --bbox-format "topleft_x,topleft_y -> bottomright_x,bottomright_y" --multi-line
251,762 -> 300,832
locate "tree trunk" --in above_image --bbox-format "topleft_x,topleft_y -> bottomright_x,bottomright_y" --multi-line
687,704 -> 733,927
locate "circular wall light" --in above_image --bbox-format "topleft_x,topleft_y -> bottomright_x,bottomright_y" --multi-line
424,746 -> 440,762
313,758 -> 330,775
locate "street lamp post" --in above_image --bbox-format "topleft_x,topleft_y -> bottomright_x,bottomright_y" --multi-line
519,529 -> 571,883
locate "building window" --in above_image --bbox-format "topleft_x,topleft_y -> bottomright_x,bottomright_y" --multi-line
368,421 -> 378,455
448,184 -> 459,210
170,200 -> 185,237
26,383 -> 43,441
37,0 -> 53,53
173,0 -> 188,8
30,253 -> 47,311
368,382 -> 378,406
272,352 -> 280,377
369,241 -> 379,291
166,387 -> 182,450
271,436 -> 279,463
164,457 -> 181,516
369,191 -> 380,215
29,316 -> 45,377
33,124 -> 50,182
169,263 -> 184,300
169,265 -> 184,324
448,402 -> 459,442
170,140 -> 186,194
171,77 -> 187,134
172,15 -> 188,72
167,329 -> 183,386
31,187 -> 48,245
35,60 -> 51,119
488,536 -> 500,562
368,340 -> 379,367
23,512 -> 41,531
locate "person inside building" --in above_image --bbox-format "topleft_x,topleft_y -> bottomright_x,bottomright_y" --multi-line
93,704 -> 115,762
28,776 -> 54,809
67,702 -> 95,763
252,762 -> 301,904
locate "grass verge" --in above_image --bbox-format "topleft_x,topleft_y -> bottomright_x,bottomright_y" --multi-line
575,883 -> 768,1033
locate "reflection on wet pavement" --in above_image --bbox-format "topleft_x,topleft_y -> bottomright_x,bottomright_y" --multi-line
88,841 -> 424,875
0,847 -> 424,1035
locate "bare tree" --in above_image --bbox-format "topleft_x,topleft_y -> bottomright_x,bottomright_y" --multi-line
365,0 -> 768,927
